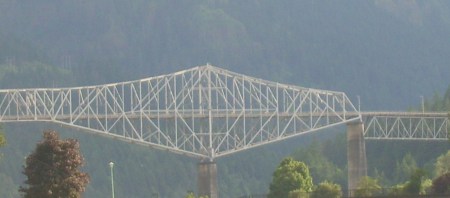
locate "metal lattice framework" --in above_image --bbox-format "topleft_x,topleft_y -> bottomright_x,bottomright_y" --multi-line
363,112 -> 450,140
0,65 -> 360,160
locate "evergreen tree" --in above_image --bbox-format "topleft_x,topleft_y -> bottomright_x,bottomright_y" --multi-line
394,153 -> 418,183
19,130 -> 89,198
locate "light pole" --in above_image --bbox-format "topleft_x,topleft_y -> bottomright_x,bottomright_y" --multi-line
357,95 -> 361,112
109,162 -> 115,198
420,95 -> 424,113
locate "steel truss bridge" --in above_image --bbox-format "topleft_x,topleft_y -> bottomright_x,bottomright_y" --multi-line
0,65 -> 448,197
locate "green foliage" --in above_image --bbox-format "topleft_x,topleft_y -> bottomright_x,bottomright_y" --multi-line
268,158 -> 313,198
0,133 -> 5,151
0,125 -> 5,148
389,169 -> 431,196
388,183 -> 406,196
432,172 -> 450,194
287,189 -> 309,198
185,192 -> 196,198
0,135 -> 5,148
422,179 -> 433,194
366,140 -> 450,186
354,176 -> 382,197
0,126 -> 5,161
403,168 -> 427,195
310,181 -> 342,198
291,137 -> 345,185
19,130 -> 90,198
435,150 -> 450,177
184,191 -> 209,198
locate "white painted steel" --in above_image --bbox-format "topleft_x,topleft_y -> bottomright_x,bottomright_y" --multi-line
0,65 -> 361,160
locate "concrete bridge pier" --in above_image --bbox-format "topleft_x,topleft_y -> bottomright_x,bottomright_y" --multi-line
198,160 -> 218,198
347,121 -> 367,196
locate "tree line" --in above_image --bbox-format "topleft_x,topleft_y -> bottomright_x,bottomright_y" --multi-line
267,151 -> 450,197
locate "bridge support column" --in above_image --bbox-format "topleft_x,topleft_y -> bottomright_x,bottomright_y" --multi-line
198,161 -> 218,198
347,121 -> 367,197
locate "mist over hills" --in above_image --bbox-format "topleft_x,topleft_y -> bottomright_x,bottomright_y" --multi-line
1,0 -> 450,197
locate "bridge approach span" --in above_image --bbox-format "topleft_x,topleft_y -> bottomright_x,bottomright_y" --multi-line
361,112 -> 449,140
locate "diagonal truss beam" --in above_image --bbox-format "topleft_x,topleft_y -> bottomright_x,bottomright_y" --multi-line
0,65 -> 360,160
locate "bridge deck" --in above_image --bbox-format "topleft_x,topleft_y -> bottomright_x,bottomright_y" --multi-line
0,111 -> 447,121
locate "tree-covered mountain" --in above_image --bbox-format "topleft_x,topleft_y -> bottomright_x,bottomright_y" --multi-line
1,0 -> 450,109
1,0 -> 450,197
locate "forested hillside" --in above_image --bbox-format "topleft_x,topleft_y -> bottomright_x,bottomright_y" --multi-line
1,0 -> 450,108
0,0 -> 450,197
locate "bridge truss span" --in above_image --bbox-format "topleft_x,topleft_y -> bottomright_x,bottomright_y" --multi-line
0,65 -> 360,160
363,112 -> 450,140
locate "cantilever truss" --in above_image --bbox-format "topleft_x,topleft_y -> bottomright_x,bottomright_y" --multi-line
0,65 -> 360,159
364,112 -> 450,140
